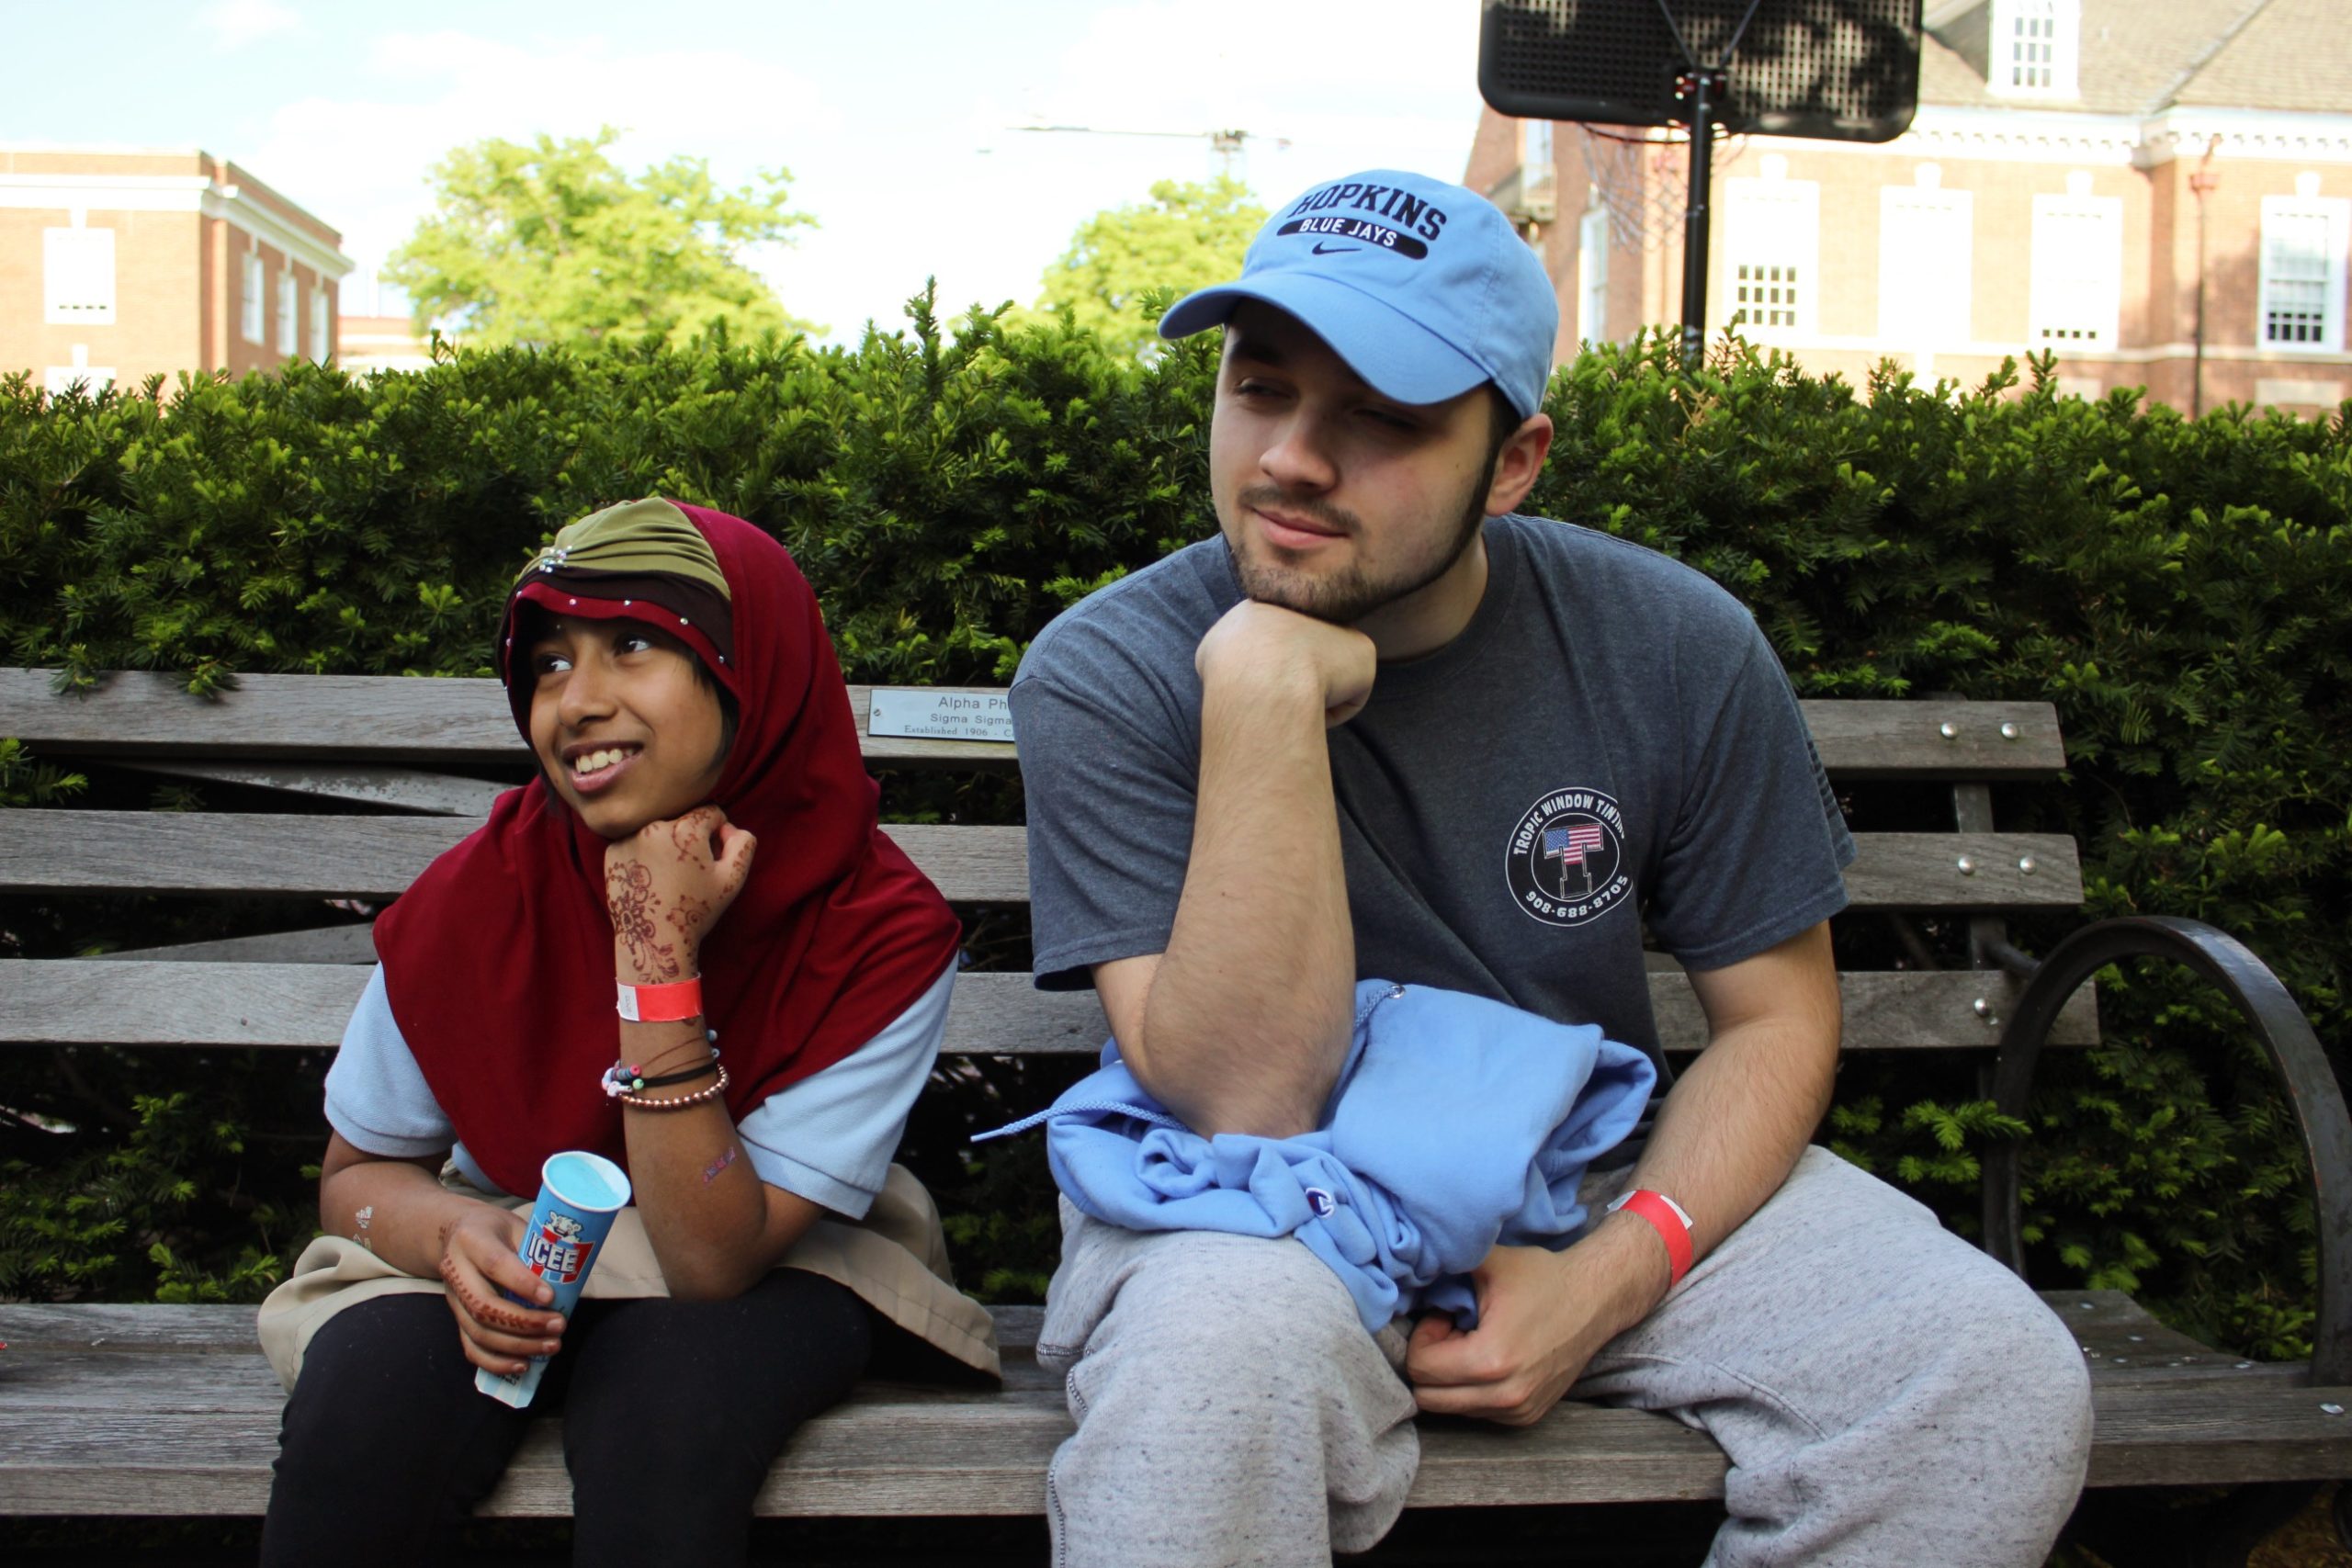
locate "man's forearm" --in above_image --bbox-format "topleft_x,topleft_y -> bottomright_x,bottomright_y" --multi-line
1629,1014 -> 1836,1260
1126,664 -> 1357,1137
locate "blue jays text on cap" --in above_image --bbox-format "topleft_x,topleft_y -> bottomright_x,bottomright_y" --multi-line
1159,169 -> 1559,420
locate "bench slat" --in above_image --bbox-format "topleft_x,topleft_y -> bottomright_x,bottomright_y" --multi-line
0,810 -> 2084,912
5,1382 -> 2341,1517
98,924 -> 381,965
0,813 -> 1037,905
0,963 -> 2098,1053
119,759 -> 511,816
0,671 -> 1022,773
1,670 -> 2063,780
0,1321 -> 2342,1517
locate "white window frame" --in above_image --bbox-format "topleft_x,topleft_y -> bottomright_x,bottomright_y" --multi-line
43,227 -> 117,325
1577,204 -> 1610,347
1523,118 -> 1554,174
311,286 -> 332,363
277,273 -> 299,355
2029,194 -> 2123,351
1992,0 -> 2079,98
1724,175 -> 1820,339
242,254 -> 266,344
2257,196 -> 2349,354
44,345 -> 114,398
1878,186 -> 1973,347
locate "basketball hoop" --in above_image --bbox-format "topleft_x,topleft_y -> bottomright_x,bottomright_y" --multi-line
1576,123 -> 1747,253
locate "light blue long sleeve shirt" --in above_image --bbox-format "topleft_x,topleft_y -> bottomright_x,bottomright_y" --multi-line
979,980 -> 1656,1333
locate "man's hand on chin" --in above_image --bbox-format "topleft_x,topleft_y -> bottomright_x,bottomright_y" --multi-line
1403,1219 -> 1671,1427
1195,598 -> 1376,728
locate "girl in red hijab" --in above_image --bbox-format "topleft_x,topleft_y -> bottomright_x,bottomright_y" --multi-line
259,500 -> 991,1566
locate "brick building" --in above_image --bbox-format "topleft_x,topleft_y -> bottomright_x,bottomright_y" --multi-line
0,145 -> 354,395
1466,0 -> 2352,415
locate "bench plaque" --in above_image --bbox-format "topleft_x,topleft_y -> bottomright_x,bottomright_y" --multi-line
867,689 -> 1015,744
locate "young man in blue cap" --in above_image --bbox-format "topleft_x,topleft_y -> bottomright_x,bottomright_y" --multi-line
1010,170 -> 2092,1567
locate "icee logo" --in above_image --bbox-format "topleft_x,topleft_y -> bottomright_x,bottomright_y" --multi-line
525,1211 -> 596,1285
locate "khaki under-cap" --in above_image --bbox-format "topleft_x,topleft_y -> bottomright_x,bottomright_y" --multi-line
516,497 -> 731,601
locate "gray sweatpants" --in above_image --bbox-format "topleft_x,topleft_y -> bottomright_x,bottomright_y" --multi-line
1035,1146 -> 2093,1568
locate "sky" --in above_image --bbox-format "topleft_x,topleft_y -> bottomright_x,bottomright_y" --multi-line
5,0 -> 1489,345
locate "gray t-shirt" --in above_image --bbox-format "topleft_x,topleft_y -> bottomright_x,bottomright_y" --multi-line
1009,513 -> 1856,1097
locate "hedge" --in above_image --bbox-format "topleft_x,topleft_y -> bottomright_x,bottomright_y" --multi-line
1,295 -> 2346,1358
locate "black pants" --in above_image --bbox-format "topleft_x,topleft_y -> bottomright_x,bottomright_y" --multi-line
261,1268 -> 874,1567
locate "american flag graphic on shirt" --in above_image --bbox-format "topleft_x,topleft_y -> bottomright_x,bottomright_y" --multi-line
1543,823 -> 1607,866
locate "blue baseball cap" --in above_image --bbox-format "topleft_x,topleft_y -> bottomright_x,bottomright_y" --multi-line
1159,169 -> 1558,419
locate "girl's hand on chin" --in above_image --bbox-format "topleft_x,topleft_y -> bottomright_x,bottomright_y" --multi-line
603,805 -> 758,983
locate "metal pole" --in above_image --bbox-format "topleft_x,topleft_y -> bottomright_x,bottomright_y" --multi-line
2188,139 -> 2220,419
1677,71 -> 1723,367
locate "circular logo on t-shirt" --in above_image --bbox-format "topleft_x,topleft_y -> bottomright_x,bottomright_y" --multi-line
1505,787 -> 1633,928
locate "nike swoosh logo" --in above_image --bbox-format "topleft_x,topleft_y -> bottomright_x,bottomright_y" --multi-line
1312,243 -> 1360,255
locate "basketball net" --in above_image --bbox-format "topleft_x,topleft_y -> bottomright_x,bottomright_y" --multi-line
1577,123 -> 1747,253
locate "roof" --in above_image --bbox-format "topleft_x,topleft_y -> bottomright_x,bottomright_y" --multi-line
2172,0 -> 2352,113
1922,0 -> 2352,117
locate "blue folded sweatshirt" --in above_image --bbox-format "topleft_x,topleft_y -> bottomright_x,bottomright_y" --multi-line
977,979 -> 1656,1334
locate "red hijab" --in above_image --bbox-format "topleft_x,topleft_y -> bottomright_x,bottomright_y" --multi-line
373,501 -> 962,1198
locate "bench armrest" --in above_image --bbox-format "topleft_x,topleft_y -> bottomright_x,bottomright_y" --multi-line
1978,916 -> 2352,1385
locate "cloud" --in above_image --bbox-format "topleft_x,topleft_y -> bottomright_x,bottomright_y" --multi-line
197,0 -> 303,52
243,29 -> 842,272
224,6 -> 1487,346
1033,0 -> 1485,175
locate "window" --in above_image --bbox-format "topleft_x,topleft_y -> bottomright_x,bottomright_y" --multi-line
43,227 -> 116,325
1523,118 -> 1553,174
1577,205 -> 1610,347
1878,186 -> 1973,346
44,346 -> 114,397
277,274 -> 298,355
311,286 -> 332,363
2029,194 -> 2122,349
242,254 -> 265,344
1725,174 -> 1820,336
1992,0 -> 2078,98
2259,197 -> 2348,352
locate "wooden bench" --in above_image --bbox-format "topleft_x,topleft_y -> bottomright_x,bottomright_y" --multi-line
3,668 -> 2348,1555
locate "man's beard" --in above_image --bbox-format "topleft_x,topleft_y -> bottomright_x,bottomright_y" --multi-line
1225,449 -> 1499,627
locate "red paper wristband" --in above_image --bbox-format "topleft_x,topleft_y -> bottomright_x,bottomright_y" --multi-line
616,976 -> 704,1023
1609,1188 -> 1695,1287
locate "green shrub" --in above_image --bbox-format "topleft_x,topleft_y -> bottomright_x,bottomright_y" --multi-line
1,308 -> 2345,1359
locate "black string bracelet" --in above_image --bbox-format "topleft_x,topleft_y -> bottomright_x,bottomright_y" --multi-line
602,1046 -> 721,1100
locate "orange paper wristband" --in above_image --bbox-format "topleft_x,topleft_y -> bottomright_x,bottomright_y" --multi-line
615,976 -> 704,1023
1611,1189 -> 1695,1286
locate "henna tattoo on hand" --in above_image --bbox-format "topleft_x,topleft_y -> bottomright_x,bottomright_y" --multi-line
665,892 -> 712,937
671,816 -> 707,864
605,860 -> 680,979
437,1251 -> 546,1336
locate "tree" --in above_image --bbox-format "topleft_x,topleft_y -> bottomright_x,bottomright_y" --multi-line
386,128 -> 818,349
1030,175 -> 1267,358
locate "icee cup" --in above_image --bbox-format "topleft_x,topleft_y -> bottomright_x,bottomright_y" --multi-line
474,1150 -> 633,1408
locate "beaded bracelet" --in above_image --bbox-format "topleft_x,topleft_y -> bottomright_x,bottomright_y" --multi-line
612,1063 -> 729,1111
601,1045 -> 719,1100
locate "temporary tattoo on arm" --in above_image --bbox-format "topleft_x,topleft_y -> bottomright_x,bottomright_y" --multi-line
605,861 -> 680,979
354,1204 -> 374,1251
702,1146 -> 738,1185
